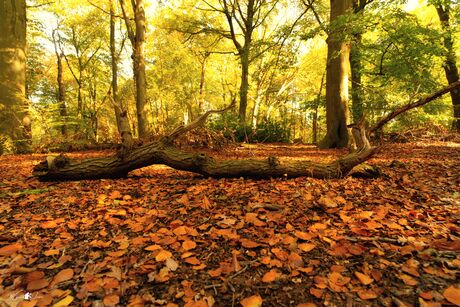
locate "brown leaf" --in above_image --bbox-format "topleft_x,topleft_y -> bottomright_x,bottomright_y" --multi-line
298,243 -> 316,253
240,295 -> 263,307
262,269 -> 280,282
398,273 -> 418,286
0,243 -> 22,256
155,250 -> 173,262
295,231 -> 314,241
41,220 -> 59,229
354,271 -> 373,285
357,289 -> 379,300
103,294 -> 120,306
182,240 -> 197,251
27,278 -> 49,291
310,287 -> 324,299
443,286 -> 460,306
241,238 -> 261,249
51,268 -> 74,286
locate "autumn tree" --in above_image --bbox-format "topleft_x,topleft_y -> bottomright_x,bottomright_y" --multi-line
431,0 -> 460,131
119,0 -> 149,138
319,0 -> 352,149
0,0 -> 31,153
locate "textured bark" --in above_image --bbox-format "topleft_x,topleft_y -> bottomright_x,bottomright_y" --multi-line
119,0 -> 149,138
0,0 -> 31,153
52,30 -> 67,136
32,102 -> 376,181
350,33 -> 363,122
320,0 -> 352,149
435,4 -> 460,131
110,0 -> 132,150
32,141 -> 376,181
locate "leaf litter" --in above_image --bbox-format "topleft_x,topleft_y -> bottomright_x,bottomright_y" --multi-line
0,141 -> 459,306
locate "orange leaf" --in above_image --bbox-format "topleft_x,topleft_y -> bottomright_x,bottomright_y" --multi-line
240,239 -> 261,249
397,273 -> 418,286
155,250 -> 173,262
27,278 -> 49,291
262,270 -> 280,283
52,268 -> 74,286
185,257 -> 201,265
103,294 -> 120,306
201,196 -> 212,209
145,244 -> 162,251
288,252 -> 304,269
354,272 -> 373,285
208,268 -> 222,277
309,287 -> 323,299
295,231 -> 314,241
41,220 -> 59,229
298,243 -> 316,253
173,226 -> 188,236
297,304 -> 316,307
443,286 -> 460,306
182,240 -> 197,251
357,289 -> 378,300
240,295 -> 263,307
0,243 -> 22,256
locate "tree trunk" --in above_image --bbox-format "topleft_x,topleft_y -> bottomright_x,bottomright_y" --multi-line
435,4 -> 460,131
134,0 -> 148,138
350,33 -> 364,122
110,0 -> 122,133
319,0 -> 352,149
0,0 -> 31,153
53,30 -> 67,136
239,49 -> 250,123
119,0 -> 149,139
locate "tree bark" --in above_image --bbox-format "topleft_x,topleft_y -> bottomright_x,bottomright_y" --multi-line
0,0 -> 31,153
119,0 -> 149,138
52,30 -> 67,136
350,33 -> 364,122
239,50 -> 250,122
319,0 -> 352,149
435,4 -> 460,131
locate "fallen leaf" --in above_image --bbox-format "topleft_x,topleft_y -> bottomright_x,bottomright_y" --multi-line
53,295 -> 74,307
51,268 -> 74,286
310,287 -> 323,299
166,258 -> 179,271
41,220 -> 59,229
398,273 -> 418,286
357,289 -> 378,300
27,278 -> 49,291
155,250 -> 173,262
354,271 -> 373,285
298,243 -> 316,253
443,286 -> 460,306
103,294 -> 120,306
182,240 -> 197,251
0,243 -> 22,256
240,295 -> 263,307
262,269 -> 280,282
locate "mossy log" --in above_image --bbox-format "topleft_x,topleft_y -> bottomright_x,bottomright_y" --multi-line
32,140 -> 377,181
32,101 -> 378,181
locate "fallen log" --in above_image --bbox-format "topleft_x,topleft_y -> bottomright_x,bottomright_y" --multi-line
33,102 -> 377,181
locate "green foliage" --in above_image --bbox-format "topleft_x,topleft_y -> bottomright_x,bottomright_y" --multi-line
209,113 -> 290,143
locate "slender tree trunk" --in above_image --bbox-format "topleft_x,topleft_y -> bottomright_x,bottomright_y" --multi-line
319,0 -> 352,149
239,49 -> 250,123
110,0 -> 132,155
134,0 -> 148,138
53,30 -> 67,136
0,0 -> 31,153
110,1 -> 122,132
435,4 -> 460,131
350,33 -> 364,122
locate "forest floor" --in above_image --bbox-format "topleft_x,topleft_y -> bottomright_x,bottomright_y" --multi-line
0,139 -> 459,307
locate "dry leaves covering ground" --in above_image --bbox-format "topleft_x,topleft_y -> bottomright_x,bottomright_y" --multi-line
0,141 -> 459,307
